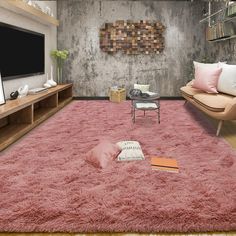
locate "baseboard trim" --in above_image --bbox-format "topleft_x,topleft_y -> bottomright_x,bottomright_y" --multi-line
160,97 -> 184,100
73,96 -> 184,100
73,96 -> 108,100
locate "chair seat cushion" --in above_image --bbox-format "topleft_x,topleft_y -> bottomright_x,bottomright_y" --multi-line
193,93 -> 234,112
180,86 -> 203,98
145,91 -> 159,97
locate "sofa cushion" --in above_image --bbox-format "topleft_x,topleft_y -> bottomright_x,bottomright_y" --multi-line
193,61 -> 219,69
192,66 -> 222,93
193,93 -> 234,112
217,64 -> 236,96
180,86 -> 203,98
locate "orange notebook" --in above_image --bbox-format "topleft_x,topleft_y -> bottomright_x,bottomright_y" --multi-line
152,166 -> 179,173
150,157 -> 179,172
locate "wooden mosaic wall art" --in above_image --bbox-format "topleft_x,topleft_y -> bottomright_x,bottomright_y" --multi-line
100,20 -> 165,55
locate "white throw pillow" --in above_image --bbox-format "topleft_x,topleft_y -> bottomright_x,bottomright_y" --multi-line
193,61 -> 218,69
134,84 -> 150,93
193,61 -> 226,69
217,64 -> 236,96
116,141 -> 145,161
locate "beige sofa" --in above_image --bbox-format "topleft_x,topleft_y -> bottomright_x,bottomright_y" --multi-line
180,81 -> 236,136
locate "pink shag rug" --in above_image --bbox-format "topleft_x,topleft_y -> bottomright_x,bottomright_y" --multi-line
0,100 -> 236,233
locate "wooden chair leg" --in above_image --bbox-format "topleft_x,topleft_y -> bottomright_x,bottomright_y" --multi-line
184,100 -> 188,105
216,120 -> 223,136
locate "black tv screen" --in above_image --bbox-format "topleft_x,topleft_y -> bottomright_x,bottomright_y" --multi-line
0,22 -> 45,81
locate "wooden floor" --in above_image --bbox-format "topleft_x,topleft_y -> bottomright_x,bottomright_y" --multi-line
212,119 -> 236,149
1,112 -> 236,236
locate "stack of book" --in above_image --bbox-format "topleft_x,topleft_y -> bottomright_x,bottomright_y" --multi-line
150,157 -> 179,173
227,3 -> 236,17
206,22 -> 234,41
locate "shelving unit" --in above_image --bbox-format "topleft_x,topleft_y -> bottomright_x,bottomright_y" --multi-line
0,84 -> 72,151
200,2 -> 236,42
58,88 -> 74,106
208,34 -> 236,42
0,0 -> 59,26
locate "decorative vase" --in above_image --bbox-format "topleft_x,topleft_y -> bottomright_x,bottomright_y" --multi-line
43,73 -> 52,88
51,50 -> 69,84
57,66 -> 63,84
49,65 -> 57,86
18,85 -> 29,98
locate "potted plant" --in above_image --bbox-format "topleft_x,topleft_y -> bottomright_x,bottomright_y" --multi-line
51,49 -> 69,84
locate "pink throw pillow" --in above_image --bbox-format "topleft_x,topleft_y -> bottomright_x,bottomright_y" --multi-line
86,140 -> 121,169
192,66 -> 222,93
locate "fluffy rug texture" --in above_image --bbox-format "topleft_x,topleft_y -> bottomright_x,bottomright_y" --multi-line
0,100 -> 236,233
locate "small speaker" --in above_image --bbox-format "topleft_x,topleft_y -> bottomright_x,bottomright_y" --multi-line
10,90 -> 19,100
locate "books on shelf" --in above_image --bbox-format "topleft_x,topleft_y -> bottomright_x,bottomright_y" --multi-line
206,22 -> 234,41
227,3 -> 236,18
150,156 -> 179,173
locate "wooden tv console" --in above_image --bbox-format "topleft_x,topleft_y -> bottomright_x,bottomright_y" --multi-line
0,84 -> 72,151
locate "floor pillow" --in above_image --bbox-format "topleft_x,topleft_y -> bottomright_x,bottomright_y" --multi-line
116,140 -> 145,161
86,140 -> 121,168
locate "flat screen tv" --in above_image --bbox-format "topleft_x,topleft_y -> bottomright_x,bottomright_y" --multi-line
0,22 -> 45,81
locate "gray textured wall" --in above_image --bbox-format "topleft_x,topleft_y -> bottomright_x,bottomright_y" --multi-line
57,0 -> 206,97
206,38 -> 236,64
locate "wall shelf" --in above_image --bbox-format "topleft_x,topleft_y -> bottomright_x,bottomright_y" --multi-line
0,0 -> 59,26
200,2 -> 236,42
0,84 -> 72,151
208,34 -> 236,43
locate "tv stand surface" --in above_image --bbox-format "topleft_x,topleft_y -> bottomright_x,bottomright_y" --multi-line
0,84 -> 72,151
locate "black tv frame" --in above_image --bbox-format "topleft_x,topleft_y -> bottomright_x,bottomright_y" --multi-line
0,22 -> 45,81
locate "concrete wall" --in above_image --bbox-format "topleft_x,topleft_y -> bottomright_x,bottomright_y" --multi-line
57,0 -> 206,97
206,38 -> 236,64
1,1 -> 57,98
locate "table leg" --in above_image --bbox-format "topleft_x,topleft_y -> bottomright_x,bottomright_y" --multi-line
130,100 -> 133,116
133,108 -> 135,123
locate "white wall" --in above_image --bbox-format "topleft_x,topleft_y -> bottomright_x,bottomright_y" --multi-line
0,1 -> 57,98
